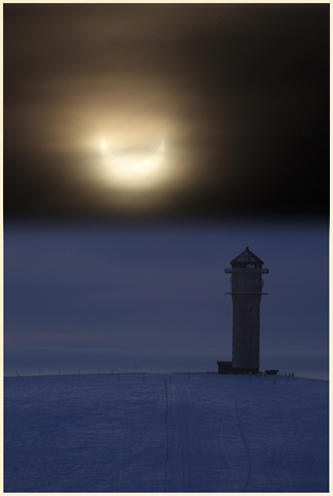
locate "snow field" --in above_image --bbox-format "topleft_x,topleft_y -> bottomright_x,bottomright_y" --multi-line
4,372 -> 329,492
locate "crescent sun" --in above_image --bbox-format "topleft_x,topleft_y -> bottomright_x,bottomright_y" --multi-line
101,138 -> 165,185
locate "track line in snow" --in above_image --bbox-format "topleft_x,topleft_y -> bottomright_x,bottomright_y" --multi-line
231,394 -> 252,491
174,383 -> 191,490
164,376 -> 169,492
166,378 -> 235,492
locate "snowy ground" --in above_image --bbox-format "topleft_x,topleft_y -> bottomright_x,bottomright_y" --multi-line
4,373 -> 329,492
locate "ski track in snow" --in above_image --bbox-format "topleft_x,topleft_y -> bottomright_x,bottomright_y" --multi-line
166,380 -> 239,492
4,373 -> 329,492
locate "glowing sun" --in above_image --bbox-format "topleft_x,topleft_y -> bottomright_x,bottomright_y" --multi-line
101,138 -> 165,188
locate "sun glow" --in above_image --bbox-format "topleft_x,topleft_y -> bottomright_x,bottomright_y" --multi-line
101,138 -> 166,189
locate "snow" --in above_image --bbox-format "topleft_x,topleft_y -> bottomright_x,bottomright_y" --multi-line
4,372 -> 329,492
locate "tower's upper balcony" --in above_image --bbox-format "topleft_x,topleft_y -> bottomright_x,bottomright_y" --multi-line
225,267 -> 269,274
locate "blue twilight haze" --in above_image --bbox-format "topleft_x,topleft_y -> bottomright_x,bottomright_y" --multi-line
4,221 -> 328,379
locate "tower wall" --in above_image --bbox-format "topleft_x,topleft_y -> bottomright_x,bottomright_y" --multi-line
232,291 -> 261,370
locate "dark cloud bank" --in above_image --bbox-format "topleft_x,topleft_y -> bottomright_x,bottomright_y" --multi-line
4,3 -> 329,222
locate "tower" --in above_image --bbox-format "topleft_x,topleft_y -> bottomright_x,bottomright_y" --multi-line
225,247 -> 269,374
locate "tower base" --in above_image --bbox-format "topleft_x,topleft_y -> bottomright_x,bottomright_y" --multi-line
217,361 -> 259,375
231,366 -> 259,374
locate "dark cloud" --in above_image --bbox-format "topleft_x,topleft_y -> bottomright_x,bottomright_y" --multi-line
4,4 -> 329,221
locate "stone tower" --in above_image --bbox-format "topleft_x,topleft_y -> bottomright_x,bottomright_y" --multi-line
225,247 -> 269,374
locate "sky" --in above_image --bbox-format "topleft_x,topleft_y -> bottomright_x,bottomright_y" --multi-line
4,221 -> 328,379
3,4 -> 329,379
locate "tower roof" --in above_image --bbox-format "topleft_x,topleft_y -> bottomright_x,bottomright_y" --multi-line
229,247 -> 264,267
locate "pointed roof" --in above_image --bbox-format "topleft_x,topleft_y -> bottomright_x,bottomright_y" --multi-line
230,247 -> 264,267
